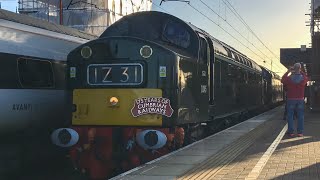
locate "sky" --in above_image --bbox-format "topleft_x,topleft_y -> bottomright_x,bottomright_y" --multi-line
0,0 -> 311,75
0,0 -> 17,12
151,0 -> 311,75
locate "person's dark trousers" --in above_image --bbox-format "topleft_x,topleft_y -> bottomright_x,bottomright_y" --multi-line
287,100 -> 305,134
283,100 -> 287,120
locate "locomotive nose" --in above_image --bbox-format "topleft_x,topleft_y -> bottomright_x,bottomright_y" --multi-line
51,128 -> 79,147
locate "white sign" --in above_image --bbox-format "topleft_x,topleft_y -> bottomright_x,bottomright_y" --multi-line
201,85 -> 207,93
159,66 -> 166,78
70,67 -> 76,78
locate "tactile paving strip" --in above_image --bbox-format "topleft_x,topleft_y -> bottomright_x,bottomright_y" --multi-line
178,117 -> 281,180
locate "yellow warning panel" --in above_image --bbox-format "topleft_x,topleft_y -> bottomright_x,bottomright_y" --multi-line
72,89 -> 163,126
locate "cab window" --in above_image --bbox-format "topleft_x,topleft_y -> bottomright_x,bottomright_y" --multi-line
162,20 -> 190,48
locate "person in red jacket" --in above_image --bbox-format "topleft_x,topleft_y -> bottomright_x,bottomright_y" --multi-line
281,63 -> 308,137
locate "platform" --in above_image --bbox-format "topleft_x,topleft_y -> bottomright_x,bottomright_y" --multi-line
110,106 -> 320,180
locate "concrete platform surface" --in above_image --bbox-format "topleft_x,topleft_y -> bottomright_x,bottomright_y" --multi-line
111,106 -> 286,180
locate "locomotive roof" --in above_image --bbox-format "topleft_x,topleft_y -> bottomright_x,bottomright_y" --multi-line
185,16 -> 263,72
186,19 -> 262,72
0,9 -> 97,40
101,11 -> 263,72
100,10 -> 200,58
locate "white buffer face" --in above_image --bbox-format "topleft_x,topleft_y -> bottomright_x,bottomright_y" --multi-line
136,130 -> 167,150
51,128 -> 79,147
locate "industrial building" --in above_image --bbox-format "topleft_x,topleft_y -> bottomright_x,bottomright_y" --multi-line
18,0 -> 152,35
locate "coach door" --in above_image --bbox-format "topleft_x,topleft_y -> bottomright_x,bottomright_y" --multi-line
197,33 -> 210,122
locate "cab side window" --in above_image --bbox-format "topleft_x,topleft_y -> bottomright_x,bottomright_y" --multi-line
199,37 -> 208,64
18,58 -> 54,88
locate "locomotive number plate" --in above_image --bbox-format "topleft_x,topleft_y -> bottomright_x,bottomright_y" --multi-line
87,63 -> 143,85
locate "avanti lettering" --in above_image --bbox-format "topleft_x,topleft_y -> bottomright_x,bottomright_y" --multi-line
12,104 -> 32,111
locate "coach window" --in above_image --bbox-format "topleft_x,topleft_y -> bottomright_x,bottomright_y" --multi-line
248,60 -> 253,68
240,57 -> 244,64
234,54 -> 240,63
18,58 -> 54,88
245,59 -> 250,66
241,58 -> 246,66
245,59 -> 249,66
230,52 -> 235,60
224,47 -> 232,58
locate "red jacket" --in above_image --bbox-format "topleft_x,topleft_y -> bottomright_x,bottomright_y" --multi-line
281,71 -> 308,100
